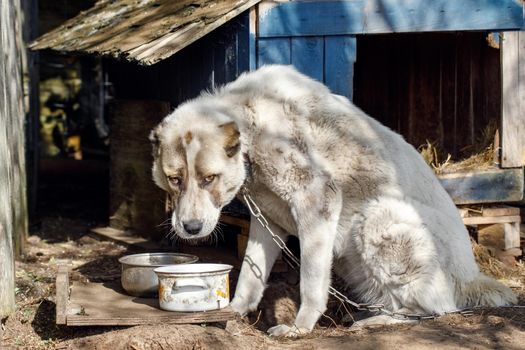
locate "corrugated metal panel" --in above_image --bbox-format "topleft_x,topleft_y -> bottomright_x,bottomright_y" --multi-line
30,0 -> 260,66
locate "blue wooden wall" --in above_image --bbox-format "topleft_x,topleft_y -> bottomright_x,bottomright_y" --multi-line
252,0 -> 525,100
258,0 -> 525,37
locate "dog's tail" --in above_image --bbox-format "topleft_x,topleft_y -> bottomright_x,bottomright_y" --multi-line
456,273 -> 517,308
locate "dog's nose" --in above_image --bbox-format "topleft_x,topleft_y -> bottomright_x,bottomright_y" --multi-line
183,220 -> 203,235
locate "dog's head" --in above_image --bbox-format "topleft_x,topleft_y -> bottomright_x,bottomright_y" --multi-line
150,104 -> 245,240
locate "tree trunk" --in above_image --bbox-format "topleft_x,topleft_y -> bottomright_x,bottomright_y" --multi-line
0,0 -> 28,317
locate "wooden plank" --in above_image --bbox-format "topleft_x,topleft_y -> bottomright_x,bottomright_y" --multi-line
438,168 -> 524,205
258,0 -> 525,38
31,0 -> 262,66
325,36 -> 356,99
66,280 -> 236,326
259,0 -> 364,37
56,265 -> 69,325
258,37 -> 291,66
249,6 -> 258,71
504,222 -> 521,250
291,36 -> 324,81
463,215 -> 521,226
481,206 -> 520,217
501,31 -> 525,167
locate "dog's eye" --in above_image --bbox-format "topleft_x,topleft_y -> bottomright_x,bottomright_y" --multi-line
167,176 -> 182,186
203,174 -> 216,185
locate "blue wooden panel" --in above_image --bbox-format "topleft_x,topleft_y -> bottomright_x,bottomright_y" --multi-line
438,168 -> 524,205
258,38 -> 291,66
249,33 -> 257,70
258,0 -> 525,37
324,36 -> 356,100
259,1 -> 364,37
291,37 -> 324,81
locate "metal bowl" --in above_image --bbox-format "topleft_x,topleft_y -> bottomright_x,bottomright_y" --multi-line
118,252 -> 198,297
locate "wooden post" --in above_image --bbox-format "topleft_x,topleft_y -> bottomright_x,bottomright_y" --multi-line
0,0 -> 28,316
501,32 -> 525,168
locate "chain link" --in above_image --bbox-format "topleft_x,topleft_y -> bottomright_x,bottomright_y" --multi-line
240,187 -> 522,321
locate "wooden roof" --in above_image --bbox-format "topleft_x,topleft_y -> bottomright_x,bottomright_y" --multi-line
30,0 -> 260,66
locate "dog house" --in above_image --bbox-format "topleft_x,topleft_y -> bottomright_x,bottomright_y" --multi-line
31,0 -> 525,256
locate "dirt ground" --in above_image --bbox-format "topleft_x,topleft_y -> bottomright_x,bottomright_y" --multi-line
1,216 -> 525,350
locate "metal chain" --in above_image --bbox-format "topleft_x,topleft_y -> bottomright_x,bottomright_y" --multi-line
240,187 -> 523,321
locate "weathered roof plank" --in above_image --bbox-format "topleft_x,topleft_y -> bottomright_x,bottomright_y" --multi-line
31,0 -> 261,65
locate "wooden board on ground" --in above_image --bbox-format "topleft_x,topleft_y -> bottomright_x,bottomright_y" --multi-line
56,266 -> 236,326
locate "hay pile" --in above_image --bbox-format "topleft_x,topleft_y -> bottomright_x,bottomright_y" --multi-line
418,120 -> 498,174
471,237 -> 525,289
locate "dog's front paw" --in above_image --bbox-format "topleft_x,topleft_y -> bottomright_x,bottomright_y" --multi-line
267,324 -> 310,338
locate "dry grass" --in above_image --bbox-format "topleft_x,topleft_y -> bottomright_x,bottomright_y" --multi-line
418,120 -> 498,174
471,237 -> 525,289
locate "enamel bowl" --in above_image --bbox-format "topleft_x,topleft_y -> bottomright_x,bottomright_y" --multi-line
119,252 -> 198,297
154,263 -> 233,312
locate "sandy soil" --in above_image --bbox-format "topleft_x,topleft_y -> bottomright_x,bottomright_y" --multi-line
1,217 -> 524,350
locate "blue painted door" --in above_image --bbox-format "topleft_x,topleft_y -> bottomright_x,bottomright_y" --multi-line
256,35 -> 356,100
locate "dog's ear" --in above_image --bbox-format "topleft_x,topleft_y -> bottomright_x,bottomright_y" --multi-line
149,124 -> 162,158
220,121 -> 240,158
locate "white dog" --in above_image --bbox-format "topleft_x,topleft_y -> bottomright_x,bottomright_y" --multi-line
150,65 -> 516,336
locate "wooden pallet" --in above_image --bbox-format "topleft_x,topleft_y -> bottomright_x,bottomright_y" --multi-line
55,266 -> 236,326
459,205 -> 522,252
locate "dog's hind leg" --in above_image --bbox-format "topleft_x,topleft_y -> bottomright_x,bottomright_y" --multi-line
351,198 -> 458,322
231,215 -> 287,316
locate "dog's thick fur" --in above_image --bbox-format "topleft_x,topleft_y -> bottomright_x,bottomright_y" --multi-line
150,65 -> 516,336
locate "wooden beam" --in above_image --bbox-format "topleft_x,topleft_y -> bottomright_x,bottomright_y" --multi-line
462,215 -> 521,226
258,0 -> 525,38
249,6 -> 258,70
55,265 -> 69,325
501,31 -> 525,167
438,168 -> 524,205
504,222 -> 521,250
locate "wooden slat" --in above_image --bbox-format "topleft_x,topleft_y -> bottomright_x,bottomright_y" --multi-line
258,0 -> 525,38
462,215 -> 521,226
291,37 -> 324,82
258,0 -> 364,37
501,31 -> 525,167
504,222 -> 521,250
258,37 -> 291,66
66,280 -> 236,326
55,265 -> 69,325
324,36 -> 356,99
249,6 -> 258,71
66,308 -> 236,326
438,168 -> 524,205
481,206 -> 520,217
